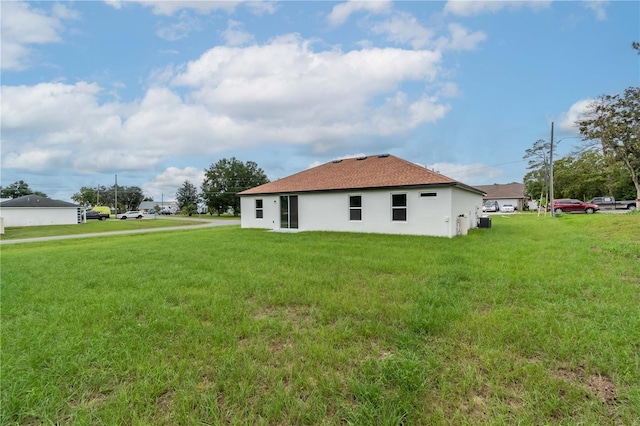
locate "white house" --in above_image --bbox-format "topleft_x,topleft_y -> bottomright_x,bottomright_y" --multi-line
0,195 -> 81,227
238,154 -> 485,238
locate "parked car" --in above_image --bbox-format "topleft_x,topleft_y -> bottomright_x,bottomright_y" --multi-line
587,196 -> 637,210
501,203 -> 515,213
553,199 -> 599,214
118,211 -> 144,220
91,206 -> 112,217
84,209 -> 107,220
482,200 -> 500,212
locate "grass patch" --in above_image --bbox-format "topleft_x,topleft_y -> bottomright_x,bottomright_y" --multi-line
0,218 -> 210,240
2,214 -> 639,424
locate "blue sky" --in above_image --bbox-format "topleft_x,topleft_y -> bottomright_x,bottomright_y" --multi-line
1,0 -> 638,202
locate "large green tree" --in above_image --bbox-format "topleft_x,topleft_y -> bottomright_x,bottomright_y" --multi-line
1,180 -> 48,198
71,185 -> 109,206
201,158 -> 269,216
176,180 -> 199,212
577,87 -> 640,207
72,184 -> 144,212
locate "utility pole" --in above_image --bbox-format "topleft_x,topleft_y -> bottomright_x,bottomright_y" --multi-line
549,122 -> 555,217
115,174 -> 118,215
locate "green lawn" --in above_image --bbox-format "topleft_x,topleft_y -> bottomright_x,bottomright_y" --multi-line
2,213 -> 639,425
0,218 -> 214,240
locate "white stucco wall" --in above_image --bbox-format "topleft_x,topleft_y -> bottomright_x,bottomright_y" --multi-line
241,187 -> 483,237
240,195 -> 281,230
0,207 -> 81,227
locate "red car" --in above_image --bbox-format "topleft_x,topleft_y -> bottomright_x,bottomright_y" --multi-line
553,199 -> 599,214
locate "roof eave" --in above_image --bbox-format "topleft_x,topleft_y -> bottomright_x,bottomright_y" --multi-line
239,181 -> 485,196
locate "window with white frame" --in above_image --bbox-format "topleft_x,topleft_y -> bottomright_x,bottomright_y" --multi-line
349,195 -> 362,221
391,193 -> 407,221
255,199 -> 264,219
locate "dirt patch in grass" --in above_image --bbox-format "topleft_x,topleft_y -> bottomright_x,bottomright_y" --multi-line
252,303 -> 318,330
555,367 -> 617,404
460,384 -> 490,419
587,375 -> 617,404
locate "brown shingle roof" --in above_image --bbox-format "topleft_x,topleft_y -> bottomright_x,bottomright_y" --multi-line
474,183 -> 525,199
239,154 -> 483,195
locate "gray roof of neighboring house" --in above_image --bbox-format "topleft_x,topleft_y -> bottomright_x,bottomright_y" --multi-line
0,195 -> 79,208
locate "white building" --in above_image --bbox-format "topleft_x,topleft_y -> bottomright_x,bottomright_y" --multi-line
239,154 -> 485,238
0,195 -> 81,227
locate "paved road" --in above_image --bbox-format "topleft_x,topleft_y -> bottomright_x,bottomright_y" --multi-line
0,217 -> 240,245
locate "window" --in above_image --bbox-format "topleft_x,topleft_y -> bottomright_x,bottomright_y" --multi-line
392,193 -> 407,221
255,199 -> 263,219
349,195 -> 362,221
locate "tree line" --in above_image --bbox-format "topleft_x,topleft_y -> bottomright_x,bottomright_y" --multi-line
524,85 -> 639,206
2,158 -> 268,216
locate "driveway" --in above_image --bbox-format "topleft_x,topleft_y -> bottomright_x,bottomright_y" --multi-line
0,217 -> 240,245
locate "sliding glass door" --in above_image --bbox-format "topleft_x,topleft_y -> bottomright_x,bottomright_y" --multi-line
280,195 -> 298,229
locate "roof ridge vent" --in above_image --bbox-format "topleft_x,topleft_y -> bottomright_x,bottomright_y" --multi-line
356,156 -> 368,160
378,153 -> 390,158
332,159 -> 343,163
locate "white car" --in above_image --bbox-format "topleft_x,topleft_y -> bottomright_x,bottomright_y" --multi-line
501,204 -> 515,213
118,211 -> 144,220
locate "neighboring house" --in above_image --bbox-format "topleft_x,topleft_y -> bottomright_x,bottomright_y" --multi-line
138,200 -> 179,213
138,201 -> 158,212
0,195 -> 81,227
474,183 -> 527,211
238,154 -> 486,238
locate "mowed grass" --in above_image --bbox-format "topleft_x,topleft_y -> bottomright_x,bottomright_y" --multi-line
0,218 -> 212,240
1,213 -> 639,425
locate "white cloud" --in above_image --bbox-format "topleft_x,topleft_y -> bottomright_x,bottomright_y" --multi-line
51,3 -> 81,20
584,1 -> 609,21
327,0 -> 392,26
222,20 -> 255,46
129,1 -> 240,16
245,1 -> 279,16
103,0 -> 122,10
436,82 -> 461,98
438,23 -> 487,51
156,11 -> 202,41
426,162 -> 503,183
142,167 -> 205,199
370,11 -> 434,49
1,82 -> 108,131
444,0 -> 551,17
2,35 -> 451,176
105,0 -> 278,16
369,12 -> 486,52
0,1 -> 75,70
558,98 -> 593,132
2,149 -> 72,172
